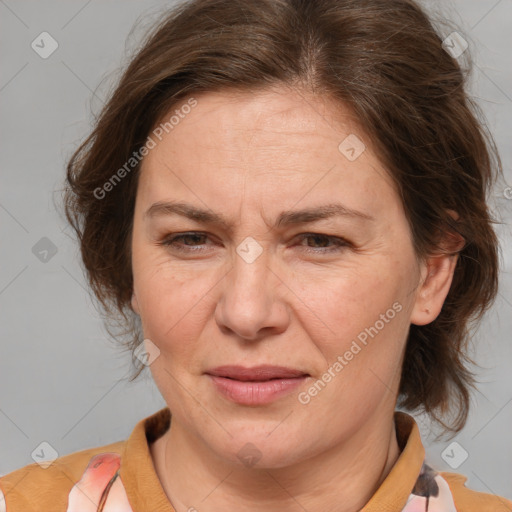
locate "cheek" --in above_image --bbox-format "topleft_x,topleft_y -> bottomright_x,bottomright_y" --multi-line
300,268 -> 409,416
132,252 -> 216,350
294,260 -> 407,348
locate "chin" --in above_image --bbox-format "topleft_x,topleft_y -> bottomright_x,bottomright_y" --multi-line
205,428 -> 316,470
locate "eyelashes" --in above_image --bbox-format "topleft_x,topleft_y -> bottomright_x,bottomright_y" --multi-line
157,231 -> 351,255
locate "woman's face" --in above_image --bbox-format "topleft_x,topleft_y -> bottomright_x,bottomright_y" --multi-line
130,86 -> 438,467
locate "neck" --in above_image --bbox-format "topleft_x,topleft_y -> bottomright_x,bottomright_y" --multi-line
150,411 -> 401,512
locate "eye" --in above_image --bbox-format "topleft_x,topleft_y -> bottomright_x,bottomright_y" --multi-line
159,232 -> 213,252
295,233 -> 350,253
158,231 -> 350,255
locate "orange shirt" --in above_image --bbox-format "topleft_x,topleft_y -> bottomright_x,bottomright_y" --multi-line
1,407 -> 510,511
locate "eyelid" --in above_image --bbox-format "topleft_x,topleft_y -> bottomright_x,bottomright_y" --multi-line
158,231 -> 351,254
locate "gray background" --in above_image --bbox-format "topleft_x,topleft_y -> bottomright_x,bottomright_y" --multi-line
1,0 -> 511,502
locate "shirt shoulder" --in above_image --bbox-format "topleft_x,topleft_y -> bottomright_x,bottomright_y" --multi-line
0,439 -> 126,512
440,471 -> 512,512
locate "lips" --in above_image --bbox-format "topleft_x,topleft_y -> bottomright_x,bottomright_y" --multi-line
206,365 -> 308,381
205,365 -> 310,405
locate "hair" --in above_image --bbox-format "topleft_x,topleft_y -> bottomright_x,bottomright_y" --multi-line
63,0 -> 502,433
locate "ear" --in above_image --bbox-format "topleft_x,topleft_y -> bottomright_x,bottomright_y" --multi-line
131,292 -> 140,315
410,211 -> 465,326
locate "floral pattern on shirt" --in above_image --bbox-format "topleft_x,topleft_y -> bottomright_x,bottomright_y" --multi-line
65,454 -> 457,512
66,452 -> 132,512
402,462 -> 457,512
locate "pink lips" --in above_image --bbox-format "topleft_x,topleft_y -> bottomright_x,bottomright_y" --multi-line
206,365 -> 309,405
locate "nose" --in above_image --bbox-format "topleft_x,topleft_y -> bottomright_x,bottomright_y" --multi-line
214,241 -> 290,341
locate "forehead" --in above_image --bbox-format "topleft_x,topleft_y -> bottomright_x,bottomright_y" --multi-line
137,86 -> 400,222
156,86 -> 364,145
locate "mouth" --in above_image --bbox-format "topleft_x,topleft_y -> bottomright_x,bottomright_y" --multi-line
205,365 -> 309,405
206,365 -> 309,381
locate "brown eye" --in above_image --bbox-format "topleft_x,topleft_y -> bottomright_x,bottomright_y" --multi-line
296,233 -> 349,253
160,232 -> 213,252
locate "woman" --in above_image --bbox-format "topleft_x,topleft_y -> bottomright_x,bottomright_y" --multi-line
1,0 -> 510,510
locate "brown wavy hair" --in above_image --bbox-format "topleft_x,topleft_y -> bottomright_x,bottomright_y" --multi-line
62,0 -> 502,433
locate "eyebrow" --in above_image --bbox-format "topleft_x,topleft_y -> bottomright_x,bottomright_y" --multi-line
144,201 -> 374,229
